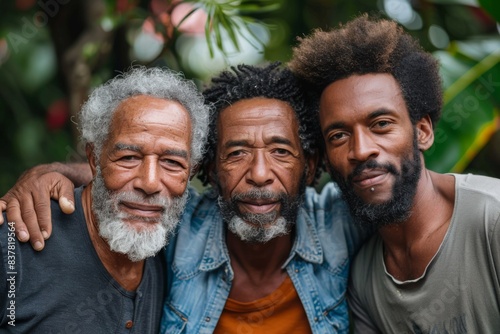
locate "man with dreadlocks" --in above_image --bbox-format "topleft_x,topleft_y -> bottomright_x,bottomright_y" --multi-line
1,63 -> 366,333
160,62 -> 364,333
289,14 -> 500,333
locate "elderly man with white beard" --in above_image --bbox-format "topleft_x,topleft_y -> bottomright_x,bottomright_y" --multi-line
0,66 -> 209,333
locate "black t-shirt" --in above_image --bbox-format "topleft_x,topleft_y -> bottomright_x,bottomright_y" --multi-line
0,186 -> 166,333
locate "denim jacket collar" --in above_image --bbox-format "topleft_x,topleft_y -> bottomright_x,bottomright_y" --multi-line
197,202 -> 231,274
284,207 -> 324,267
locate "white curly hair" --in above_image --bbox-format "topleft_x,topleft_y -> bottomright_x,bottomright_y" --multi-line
79,66 -> 210,171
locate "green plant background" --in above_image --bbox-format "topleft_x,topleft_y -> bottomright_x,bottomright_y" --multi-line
1,0 -> 499,194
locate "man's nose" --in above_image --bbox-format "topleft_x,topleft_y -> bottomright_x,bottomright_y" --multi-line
245,151 -> 274,187
134,157 -> 163,195
348,130 -> 379,163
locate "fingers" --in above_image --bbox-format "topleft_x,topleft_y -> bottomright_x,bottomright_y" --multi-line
24,172 -> 77,249
2,168 -> 76,251
2,194 -> 32,243
30,189 -> 53,244
59,197 -> 75,214
32,175 -> 76,240
0,199 -> 6,224
6,196 -> 45,251
52,177 -> 76,215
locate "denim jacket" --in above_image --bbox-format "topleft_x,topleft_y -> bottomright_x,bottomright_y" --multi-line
160,183 -> 366,334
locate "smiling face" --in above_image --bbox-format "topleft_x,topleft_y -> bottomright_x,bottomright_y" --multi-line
214,97 -> 315,243
88,94 -> 192,260
320,74 -> 430,228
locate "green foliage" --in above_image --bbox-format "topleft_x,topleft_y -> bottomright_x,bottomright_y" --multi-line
0,26 -> 72,193
194,0 -> 280,57
426,39 -> 500,172
478,0 -> 500,22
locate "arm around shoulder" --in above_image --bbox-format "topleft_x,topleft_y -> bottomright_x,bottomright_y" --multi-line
0,162 -> 90,250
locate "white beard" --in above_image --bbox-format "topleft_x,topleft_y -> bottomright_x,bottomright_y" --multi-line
227,214 -> 290,243
92,168 -> 188,261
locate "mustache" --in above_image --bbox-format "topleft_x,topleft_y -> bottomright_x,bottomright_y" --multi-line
231,189 -> 284,202
114,191 -> 170,208
348,159 -> 399,182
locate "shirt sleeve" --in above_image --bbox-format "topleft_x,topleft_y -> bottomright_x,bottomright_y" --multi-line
347,277 -> 381,334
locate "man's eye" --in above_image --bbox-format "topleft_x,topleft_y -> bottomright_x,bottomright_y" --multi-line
375,120 -> 391,128
120,155 -> 137,161
163,159 -> 182,167
227,150 -> 243,158
330,132 -> 346,141
274,148 -> 291,156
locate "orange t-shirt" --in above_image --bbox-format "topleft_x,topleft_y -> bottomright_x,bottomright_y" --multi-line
214,276 -> 312,334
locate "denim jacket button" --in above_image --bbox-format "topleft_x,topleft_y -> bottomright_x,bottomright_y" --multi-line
205,317 -> 211,322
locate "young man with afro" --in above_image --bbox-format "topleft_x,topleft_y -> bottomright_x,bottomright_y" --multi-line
289,14 -> 500,333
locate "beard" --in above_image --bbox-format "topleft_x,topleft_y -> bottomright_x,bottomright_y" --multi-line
217,176 -> 306,244
91,167 -> 188,262
328,135 -> 422,230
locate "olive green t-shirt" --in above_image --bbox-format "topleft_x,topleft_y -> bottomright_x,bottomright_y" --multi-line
348,174 -> 500,334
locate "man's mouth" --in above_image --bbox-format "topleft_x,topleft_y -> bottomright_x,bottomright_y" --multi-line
119,201 -> 164,219
351,169 -> 389,189
237,200 -> 279,214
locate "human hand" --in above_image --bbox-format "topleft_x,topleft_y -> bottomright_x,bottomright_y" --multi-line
0,164 -> 75,251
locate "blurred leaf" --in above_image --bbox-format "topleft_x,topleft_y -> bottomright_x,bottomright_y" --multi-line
238,3 -> 280,13
82,42 -> 100,61
239,18 -> 267,50
4,28 -> 56,93
204,12 -> 214,57
217,6 -> 240,52
425,39 -> 500,172
478,0 -> 500,22
15,118 -> 46,164
196,0 -> 280,57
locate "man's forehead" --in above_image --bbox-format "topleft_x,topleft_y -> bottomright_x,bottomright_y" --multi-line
218,98 -> 297,126
111,96 -> 191,129
103,95 -> 192,156
217,98 -> 301,145
112,143 -> 188,158
319,74 -> 408,122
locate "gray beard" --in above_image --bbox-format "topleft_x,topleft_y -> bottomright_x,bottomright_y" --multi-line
91,167 -> 188,261
217,185 -> 304,244
221,203 -> 291,243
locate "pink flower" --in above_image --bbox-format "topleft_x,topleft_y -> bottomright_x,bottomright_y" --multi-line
171,2 -> 207,35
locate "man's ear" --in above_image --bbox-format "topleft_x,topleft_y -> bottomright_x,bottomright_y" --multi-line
86,143 -> 98,177
416,115 -> 434,151
305,150 -> 320,186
